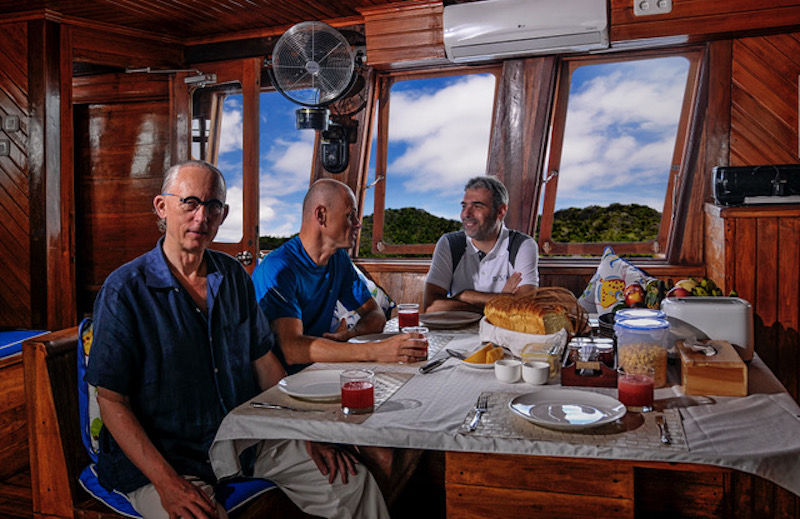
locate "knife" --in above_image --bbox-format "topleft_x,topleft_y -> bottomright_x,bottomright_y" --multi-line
250,402 -> 321,412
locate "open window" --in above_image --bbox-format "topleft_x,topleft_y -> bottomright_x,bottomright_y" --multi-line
188,58 -> 260,270
362,66 -> 500,257
537,49 -> 703,257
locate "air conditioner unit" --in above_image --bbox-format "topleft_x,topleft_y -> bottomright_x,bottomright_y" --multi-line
443,0 -> 609,63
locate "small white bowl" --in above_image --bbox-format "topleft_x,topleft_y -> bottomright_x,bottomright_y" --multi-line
494,359 -> 521,383
522,361 -> 550,385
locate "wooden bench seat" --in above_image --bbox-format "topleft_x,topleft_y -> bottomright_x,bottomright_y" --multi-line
22,328 -> 311,519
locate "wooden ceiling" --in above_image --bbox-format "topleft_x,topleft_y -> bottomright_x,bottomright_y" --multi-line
0,0 -> 466,43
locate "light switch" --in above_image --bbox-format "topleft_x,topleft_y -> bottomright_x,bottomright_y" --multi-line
634,0 -> 672,16
0,139 -> 9,156
2,115 -> 19,132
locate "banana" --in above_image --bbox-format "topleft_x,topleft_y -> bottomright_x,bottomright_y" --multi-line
676,279 -> 698,291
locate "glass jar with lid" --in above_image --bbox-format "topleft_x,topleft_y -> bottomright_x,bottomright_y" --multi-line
614,318 -> 670,387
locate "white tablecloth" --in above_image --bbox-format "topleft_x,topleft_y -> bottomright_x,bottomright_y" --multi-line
210,333 -> 800,497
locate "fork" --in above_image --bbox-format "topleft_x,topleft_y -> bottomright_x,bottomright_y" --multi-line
467,394 -> 488,432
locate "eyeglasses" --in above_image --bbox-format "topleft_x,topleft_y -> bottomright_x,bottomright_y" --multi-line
161,193 -> 225,217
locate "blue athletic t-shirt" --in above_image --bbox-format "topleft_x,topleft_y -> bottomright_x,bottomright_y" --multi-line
252,236 -> 370,373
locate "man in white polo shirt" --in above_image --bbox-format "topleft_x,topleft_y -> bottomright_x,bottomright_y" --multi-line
423,176 -> 540,313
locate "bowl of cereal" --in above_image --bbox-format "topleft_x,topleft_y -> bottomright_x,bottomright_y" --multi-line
614,318 -> 670,388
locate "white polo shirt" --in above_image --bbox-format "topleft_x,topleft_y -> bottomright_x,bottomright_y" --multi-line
426,225 -> 539,296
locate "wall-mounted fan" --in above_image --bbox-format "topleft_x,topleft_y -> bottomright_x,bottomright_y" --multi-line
268,21 -> 362,173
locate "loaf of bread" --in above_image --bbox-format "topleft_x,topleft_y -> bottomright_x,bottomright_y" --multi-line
484,294 -> 574,335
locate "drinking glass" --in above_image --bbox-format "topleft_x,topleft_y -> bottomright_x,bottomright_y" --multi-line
340,369 -> 375,415
397,303 -> 420,328
401,326 -> 429,361
617,366 -> 655,413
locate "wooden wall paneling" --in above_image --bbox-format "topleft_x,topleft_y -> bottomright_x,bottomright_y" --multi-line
730,32 -> 800,166
610,0 -> 800,43
28,18 -> 75,330
777,217 -> 800,398
360,0 -> 446,69
732,217 -> 758,306
0,356 -> 28,481
73,78 -> 171,316
755,217 -> 780,371
0,21 -> 30,328
70,24 -> 183,69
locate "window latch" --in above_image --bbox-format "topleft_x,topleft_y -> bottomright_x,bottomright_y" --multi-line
366,176 -> 384,189
543,170 -> 559,184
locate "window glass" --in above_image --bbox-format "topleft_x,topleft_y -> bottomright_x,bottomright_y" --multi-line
362,72 -> 497,256
539,55 -> 693,256
257,90 -> 314,249
191,84 -> 244,243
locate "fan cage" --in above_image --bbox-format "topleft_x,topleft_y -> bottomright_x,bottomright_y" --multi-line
271,21 -> 355,107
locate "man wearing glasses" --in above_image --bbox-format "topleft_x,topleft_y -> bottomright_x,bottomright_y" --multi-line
252,178 -> 426,375
86,161 -> 388,519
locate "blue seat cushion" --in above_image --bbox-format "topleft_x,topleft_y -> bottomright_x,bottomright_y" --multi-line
79,464 -> 278,516
77,317 -> 278,515
0,329 -> 47,359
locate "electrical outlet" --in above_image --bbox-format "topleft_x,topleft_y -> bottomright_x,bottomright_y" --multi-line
633,0 -> 672,16
0,139 -> 9,156
2,115 -> 19,132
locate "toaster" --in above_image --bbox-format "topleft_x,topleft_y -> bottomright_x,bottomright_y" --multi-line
660,297 -> 754,361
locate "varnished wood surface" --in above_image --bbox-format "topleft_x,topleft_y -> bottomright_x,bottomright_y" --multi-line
705,203 -> 800,402
361,0 -> 446,69
0,22 -> 31,329
446,452 -> 799,519
610,0 -> 800,43
0,355 -> 28,482
730,32 -> 800,166
73,75 -> 170,317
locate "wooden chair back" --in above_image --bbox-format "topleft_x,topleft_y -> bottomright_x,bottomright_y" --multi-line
22,328 -> 310,519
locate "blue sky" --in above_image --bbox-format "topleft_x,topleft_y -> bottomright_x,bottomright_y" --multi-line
212,56 -> 689,242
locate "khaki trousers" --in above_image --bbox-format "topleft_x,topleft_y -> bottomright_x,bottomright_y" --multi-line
127,439 -> 389,519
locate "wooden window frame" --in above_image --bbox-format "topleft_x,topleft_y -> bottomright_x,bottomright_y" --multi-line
368,64 -> 501,256
537,47 -> 704,257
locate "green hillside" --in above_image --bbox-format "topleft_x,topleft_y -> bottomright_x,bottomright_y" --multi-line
259,204 -> 661,256
549,203 -> 661,243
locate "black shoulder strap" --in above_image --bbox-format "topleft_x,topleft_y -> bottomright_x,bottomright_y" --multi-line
445,231 -> 467,274
507,229 -> 531,268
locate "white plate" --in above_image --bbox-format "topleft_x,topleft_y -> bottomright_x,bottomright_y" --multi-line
420,311 -> 482,329
458,344 -> 505,369
348,332 -> 397,343
278,369 -> 342,402
508,389 -> 626,431
459,358 -> 497,369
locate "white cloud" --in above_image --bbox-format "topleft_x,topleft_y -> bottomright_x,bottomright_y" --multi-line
215,185 -> 243,243
219,102 -> 243,155
556,58 -> 690,202
386,74 -> 496,194
257,131 -> 316,236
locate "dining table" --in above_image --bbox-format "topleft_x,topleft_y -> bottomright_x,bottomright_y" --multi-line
209,316 -> 800,517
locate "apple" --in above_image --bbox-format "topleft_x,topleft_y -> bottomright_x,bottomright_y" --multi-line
623,284 -> 645,307
667,286 -> 691,298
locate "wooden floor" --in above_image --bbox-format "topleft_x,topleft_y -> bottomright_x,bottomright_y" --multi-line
0,471 -> 33,519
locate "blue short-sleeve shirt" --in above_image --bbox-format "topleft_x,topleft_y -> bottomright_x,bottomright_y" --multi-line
85,238 -> 273,493
251,236 -> 370,373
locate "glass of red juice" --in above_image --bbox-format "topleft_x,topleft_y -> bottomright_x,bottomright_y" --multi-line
617,367 -> 654,413
397,303 -> 420,328
340,369 -> 375,415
